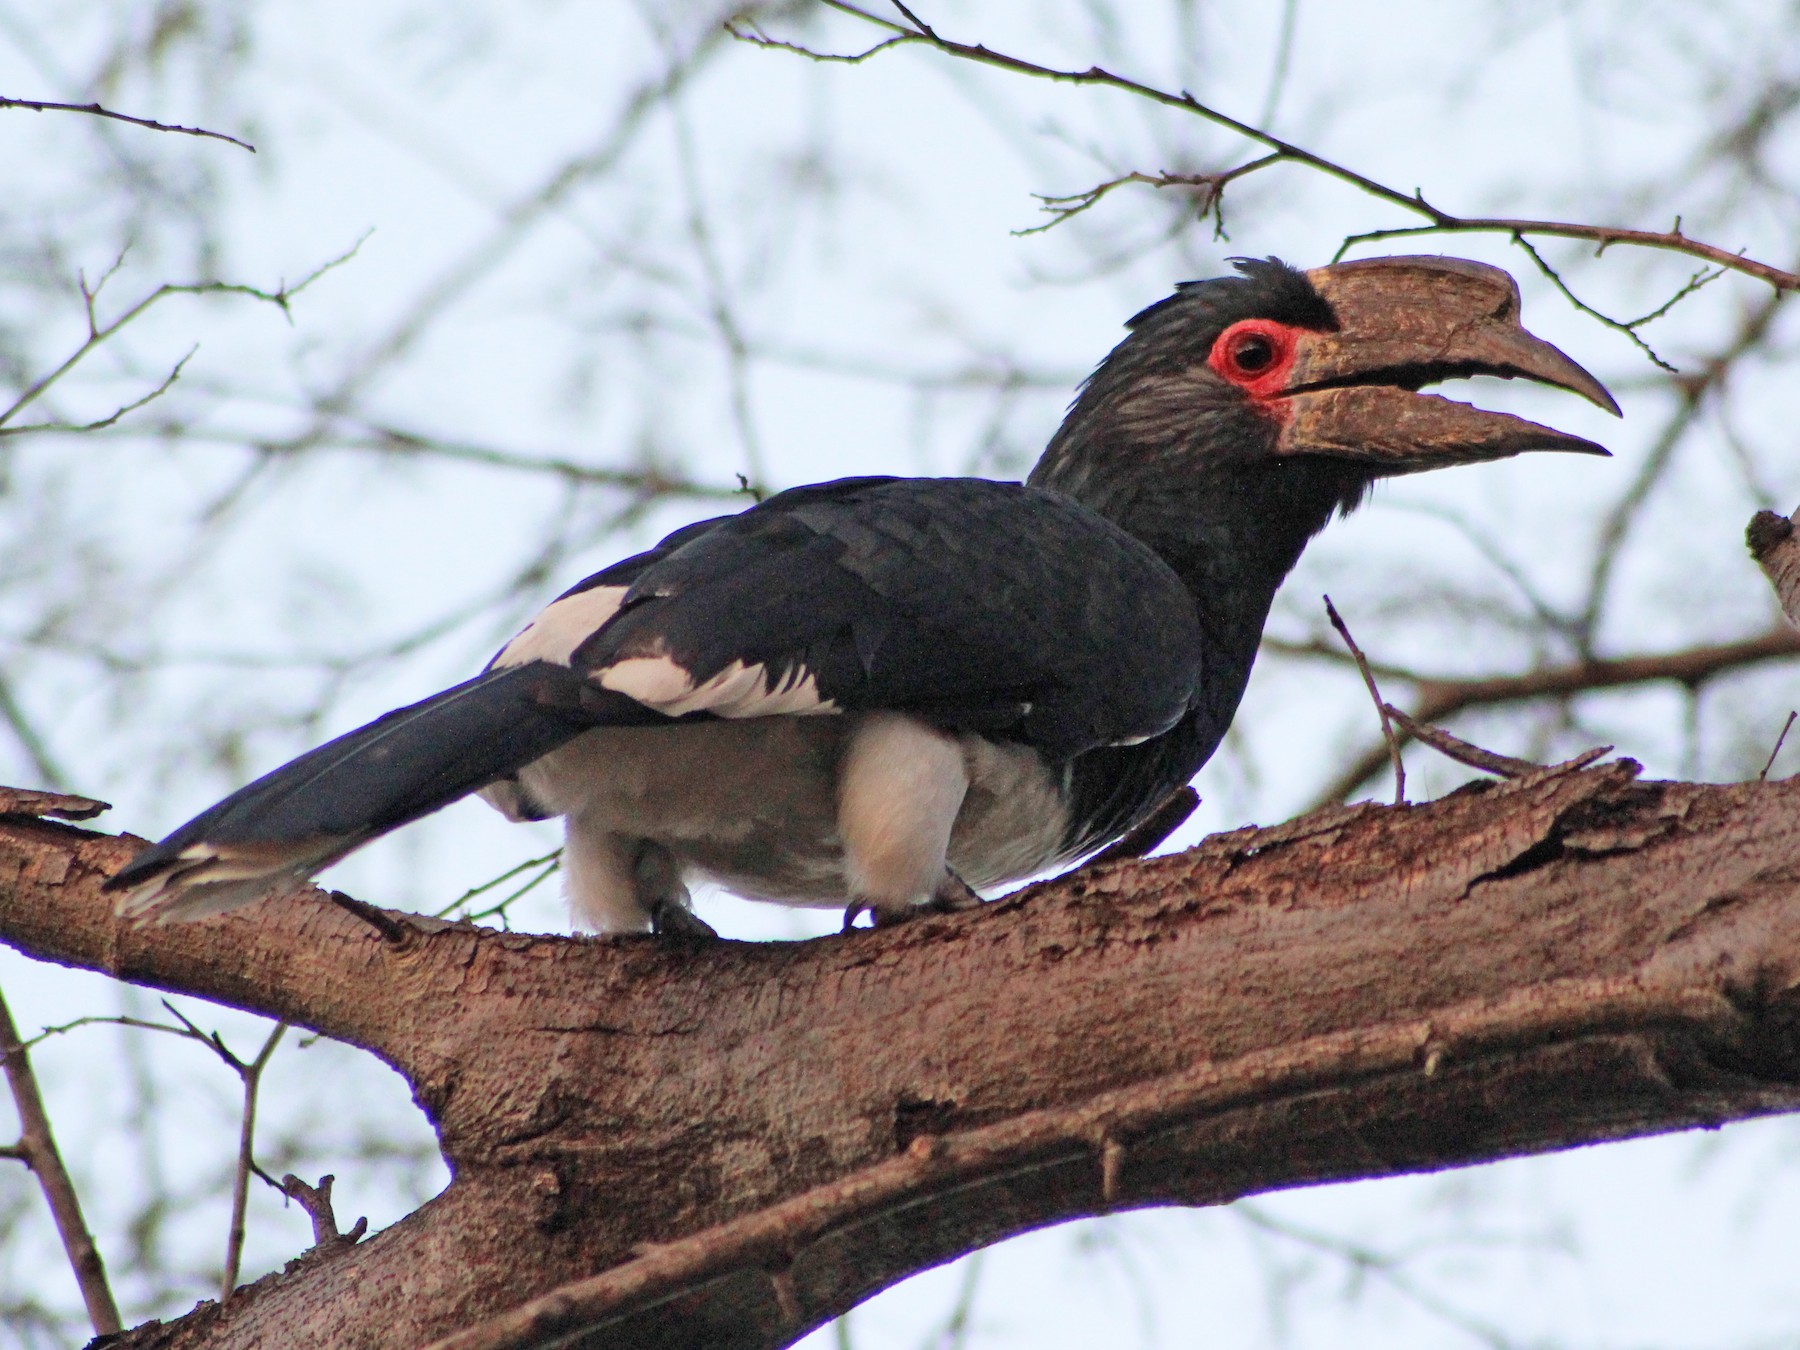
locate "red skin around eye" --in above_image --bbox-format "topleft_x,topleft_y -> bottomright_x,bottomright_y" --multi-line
1206,318 -> 1302,407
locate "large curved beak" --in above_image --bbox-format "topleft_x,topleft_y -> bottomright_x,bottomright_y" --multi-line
1276,256 -> 1619,472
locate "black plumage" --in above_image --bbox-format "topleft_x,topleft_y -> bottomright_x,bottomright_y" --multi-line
108,256 -> 1615,931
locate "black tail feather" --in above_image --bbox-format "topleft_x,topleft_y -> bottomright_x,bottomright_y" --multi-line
106,661 -> 623,904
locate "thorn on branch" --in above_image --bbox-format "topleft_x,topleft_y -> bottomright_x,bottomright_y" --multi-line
1324,596 -> 1405,805
1760,711 -> 1796,782
767,1262 -> 802,1324
0,787 -> 109,821
1098,1135 -> 1126,1205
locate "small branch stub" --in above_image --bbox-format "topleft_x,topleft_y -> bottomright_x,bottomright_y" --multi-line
279,1173 -> 368,1249
1748,507 -> 1800,628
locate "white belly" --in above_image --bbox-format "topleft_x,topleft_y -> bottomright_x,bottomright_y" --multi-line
498,713 -> 1072,927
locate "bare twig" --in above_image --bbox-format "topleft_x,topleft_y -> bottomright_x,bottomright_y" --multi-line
1760,711 -> 1796,782
1508,235 -> 1687,372
434,851 -> 563,926
0,984 -> 121,1335
0,236 -> 367,432
792,2 -> 1800,294
0,346 -> 196,437
1234,1202 -> 1524,1350
221,1022 -> 288,1302
0,94 -> 254,152
725,18 -> 909,64
1015,159 -> 1278,238
0,677 -> 70,792
1324,596 -> 1404,805
1382,706 -> 1539,779
926,1251 -> 985,1350
1304,628 -> 1800,806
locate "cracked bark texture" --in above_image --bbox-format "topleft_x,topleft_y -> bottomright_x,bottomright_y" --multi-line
3,757 -> 1800,1350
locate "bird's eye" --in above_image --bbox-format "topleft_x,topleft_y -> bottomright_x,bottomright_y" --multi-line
1207,320 -> 1292,388
1231,333 -> 1276,373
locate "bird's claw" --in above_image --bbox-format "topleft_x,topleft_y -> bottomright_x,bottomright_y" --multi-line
926,868 -> 983,914
842,870 -> 984,931
649,900 -> 718,940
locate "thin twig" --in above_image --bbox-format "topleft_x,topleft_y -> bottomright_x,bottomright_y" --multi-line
1382,706 -> 1538,779
1299,627 -> 1800,808
1014,159 -> 1278,238
0,984 -> 121,1334
1508,235 -> 1678,372
1233,1202 -> 1524,1350
796,2 -> 1800,294
1324,596 -> 1404,805
0,346 -> 196,437
221,1022 -> 288,1302
0,94 -> 254,152
0,235 -> 367,431
434,851 -> 563,925
1760,711 -> 1796,782
725,19 -> 909,64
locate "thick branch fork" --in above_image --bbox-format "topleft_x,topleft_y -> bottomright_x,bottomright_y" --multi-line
3,761 -> 1800,1349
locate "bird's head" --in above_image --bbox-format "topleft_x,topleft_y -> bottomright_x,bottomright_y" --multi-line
1030,255 -> 1616,560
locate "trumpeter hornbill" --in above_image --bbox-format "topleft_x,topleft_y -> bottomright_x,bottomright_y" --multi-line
108,256 -> 1616,936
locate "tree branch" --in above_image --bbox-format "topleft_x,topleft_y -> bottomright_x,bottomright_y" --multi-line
5,756 -> 1800,1347
795,3 -> 1800,293
0,94 -> 254,152
0,982 -> 122,1335
1299,628 -> 1800,807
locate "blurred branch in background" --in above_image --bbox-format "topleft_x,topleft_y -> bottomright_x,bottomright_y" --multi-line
0,982 -> 121,1336
0,235 -> 366,436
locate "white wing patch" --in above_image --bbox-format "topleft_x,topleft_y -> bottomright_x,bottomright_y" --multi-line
596,655 -> 838,718
492,585 -> 628,669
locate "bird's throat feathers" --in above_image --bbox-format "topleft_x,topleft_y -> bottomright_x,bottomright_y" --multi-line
1034,426 -> 1369,648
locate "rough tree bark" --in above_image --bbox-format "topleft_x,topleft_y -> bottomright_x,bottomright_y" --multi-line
3,755 -> 1800,1350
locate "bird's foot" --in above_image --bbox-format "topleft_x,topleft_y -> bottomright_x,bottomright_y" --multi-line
925,868 -> 983,914
842,870 -> 984,931
649,899 -> 718,940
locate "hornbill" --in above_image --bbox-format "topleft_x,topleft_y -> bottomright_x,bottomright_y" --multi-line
107,256 -> 1616,935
